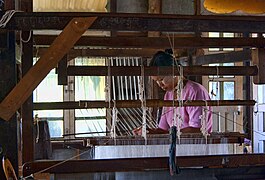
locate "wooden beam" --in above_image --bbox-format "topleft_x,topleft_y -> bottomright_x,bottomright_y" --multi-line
57,55 -> 68,85
0,31 -> 18,180
21,31 -> 34,164
148,0 -> 161,37
35,48 -> 177,59
33,100 -> 256,110
33,36 -> 265,48
252,48 -> 265,84
57,132 -> 245,146
66,66 -> 258,76
6,12 -> 265,33
194,50 -> 251,65
0,17 -> 97,121
0,31 -> 7,49
23,154 -> 265,176
35,48 -> 251,65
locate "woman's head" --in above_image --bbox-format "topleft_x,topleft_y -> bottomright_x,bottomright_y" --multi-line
149,50 -> 177,91
149,50 -> 175,67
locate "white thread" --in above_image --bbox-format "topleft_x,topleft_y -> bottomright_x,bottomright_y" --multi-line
111,100 -> 117,143
139,63 -> 147,142
105,58 -> 111,106
0,10 -> 17,28
200,100 -> 209,143
174,65 -> 184,142
20,31 -> 32,43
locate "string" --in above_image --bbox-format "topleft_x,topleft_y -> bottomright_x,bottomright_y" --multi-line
175,65 -> 184,142
200,100 -> 209,144
167,32 -> 182,175
216,66 -> 220,107
0,10 -> 17,28
21,138 -> 113,180
111,100 -> 117,144
139,60 -> 147,143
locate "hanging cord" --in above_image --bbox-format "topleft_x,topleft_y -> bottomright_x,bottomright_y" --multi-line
139,61 -> 147,143
111,100 -> 117,144
22,138 -> 113,180
0,10 -> 17,28
169,126 -> 181,175
200,100 -> 209,144
105,58 -> 111,106
34,114 -> 40,143
175,65 -> 184,142
167,32 -> 182,175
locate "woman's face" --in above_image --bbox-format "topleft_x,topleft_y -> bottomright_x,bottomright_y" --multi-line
151,76 -> 177,91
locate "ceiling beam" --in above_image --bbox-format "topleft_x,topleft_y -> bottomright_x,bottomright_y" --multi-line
33,36 -> 265,48
35,48 -> 251,65
5,12 -> 265,33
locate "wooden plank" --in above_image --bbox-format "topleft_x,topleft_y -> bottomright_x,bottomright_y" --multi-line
35,48 -> 186,59
57,55 -> 68,85
66,66 -> 258,76
6,12 -> 265,33
0,17 -> 97,121
252,48 -> 265,84
59,132 -> 245,146
0,32 -> 7,49
22,154 -> 265,176
35,48 -> 251,65
21,30 -> 34,164
148,0 -> 161,37
33,100 -> 256,110
193,50 -> 252,65
33,36 -> 265,48
0,31 -> 18,180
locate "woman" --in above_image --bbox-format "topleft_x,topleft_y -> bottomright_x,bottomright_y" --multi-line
133,50 -> 212,135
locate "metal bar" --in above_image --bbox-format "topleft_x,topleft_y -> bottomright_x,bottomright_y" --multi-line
33,100 -> 256,110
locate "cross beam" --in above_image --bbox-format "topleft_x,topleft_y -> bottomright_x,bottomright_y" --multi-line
4,12 -> 265,33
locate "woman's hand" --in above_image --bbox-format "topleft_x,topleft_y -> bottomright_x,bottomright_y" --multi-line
132,127 -> 168,135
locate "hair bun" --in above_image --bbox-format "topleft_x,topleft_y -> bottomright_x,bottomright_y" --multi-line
165,49 -> 173,55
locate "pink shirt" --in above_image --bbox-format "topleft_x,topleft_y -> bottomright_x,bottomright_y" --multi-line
158,80 -> 212,133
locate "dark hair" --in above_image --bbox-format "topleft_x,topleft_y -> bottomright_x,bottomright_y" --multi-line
149,50 -> 176,67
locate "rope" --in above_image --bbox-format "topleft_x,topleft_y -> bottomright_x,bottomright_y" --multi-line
0,10 -> 17,28
139,61 -> 147,143
200,100 -> 209,143
175,65 -> 184,142
111,100 -> 117,144
169,126 -> 181,175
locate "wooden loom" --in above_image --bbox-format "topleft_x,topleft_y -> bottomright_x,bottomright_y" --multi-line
2,12 -> 265,178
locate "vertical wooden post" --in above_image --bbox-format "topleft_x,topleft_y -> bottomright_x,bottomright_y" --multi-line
148,0 -> 162,122
20,0 -> 34,168
58,55 -> 68,85
252,48 -> 265,84
148,0 -> 161,37
0,32 -> 18,179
